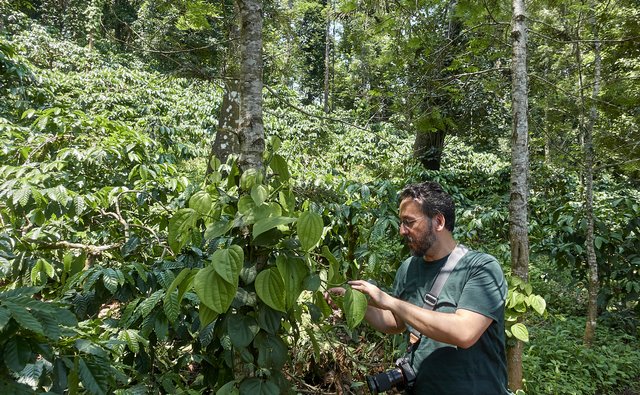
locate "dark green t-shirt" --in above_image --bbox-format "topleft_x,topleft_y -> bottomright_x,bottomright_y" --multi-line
392,250 -> 509,394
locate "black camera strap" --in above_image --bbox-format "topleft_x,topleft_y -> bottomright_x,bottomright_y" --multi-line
407,244 -> 469,346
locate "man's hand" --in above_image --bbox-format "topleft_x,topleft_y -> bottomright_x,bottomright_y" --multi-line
347,280 -> 392,310
323,286 -> 346,310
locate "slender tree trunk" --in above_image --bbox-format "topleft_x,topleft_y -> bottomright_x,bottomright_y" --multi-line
583,4 -> 601,347
236,0 -> 265,171
507,0 -> 529,391
323,0 -> 331,114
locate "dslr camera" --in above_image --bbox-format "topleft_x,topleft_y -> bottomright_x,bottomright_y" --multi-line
366,356 -> 416,394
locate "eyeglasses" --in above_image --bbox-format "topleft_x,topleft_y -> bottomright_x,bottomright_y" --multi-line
400,217 -> 425,229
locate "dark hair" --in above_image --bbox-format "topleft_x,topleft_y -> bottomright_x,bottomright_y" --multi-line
399,181 -> 455,232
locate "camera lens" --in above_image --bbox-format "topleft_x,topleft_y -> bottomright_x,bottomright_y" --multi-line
366,368 -> 405,394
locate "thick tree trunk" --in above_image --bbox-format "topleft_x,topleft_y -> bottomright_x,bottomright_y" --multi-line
208,79 -> 241,172
207,3 -> 242,174
583,5 -> 601,347
411,1 -> 460,171
507,0 -> 529,391
413,129 -> 445,171
236,0 -> 265,171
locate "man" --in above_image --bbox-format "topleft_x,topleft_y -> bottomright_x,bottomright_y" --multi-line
328,181 -> 509,394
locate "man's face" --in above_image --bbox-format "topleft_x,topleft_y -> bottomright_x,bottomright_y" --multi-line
399,198 -> 436,257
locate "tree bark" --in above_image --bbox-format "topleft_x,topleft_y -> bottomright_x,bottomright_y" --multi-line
236,0 -> 265,171
208,78 -> 241,172
583,3 -> 601,347
507,0 -> 529,391
323,0 -> 332,114
207,2 -> 242,174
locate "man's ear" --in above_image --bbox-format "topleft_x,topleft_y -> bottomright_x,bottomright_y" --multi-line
434,213 -> 447,231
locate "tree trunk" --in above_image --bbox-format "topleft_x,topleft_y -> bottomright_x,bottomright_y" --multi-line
411,0 -> 460,171
207,2 -> 242,174
207,79 -> 241,172
507,0 -> 529,391
413,129 -> 445,171
323,0 -> 331,114
236,0 -> 265,171
583,3 -> 601,347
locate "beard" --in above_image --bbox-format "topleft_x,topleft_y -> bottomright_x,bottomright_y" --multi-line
405,219 -> 436,257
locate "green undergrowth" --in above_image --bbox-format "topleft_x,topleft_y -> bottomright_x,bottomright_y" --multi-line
524,315 -> 640,395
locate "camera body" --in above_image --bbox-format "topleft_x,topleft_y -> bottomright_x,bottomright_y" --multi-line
366,356 -> 416,394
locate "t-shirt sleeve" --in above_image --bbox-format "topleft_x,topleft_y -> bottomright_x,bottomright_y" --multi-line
456,253 -> 507,322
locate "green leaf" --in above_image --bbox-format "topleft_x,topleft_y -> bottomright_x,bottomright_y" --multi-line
189,191 -> 213,216
199,304 -> 218,329
257,305 -> 283,335
168,208 -> 198,254
227,314 -> 260,348
163,291 -> 180,322
297,211 -> 323,251
255,333 -> 288,370
136,290 -> 164,318
276,256 -> 309,310
594,236 -> 605,249
322,246 -> 344,286
240,168 -> 263,190
255,268 -> 286,312
211,245 -> 244,285
13,187 -> 31,207
102,268 -> 122,293
251,185 -> 269,206
239,378 -> 279,395
510,323 -> 529,342
344,287 -> 368,329
119,329 -> 140,353
269,154 -> 290,182
78,357 -> 107,395
205,218 -> 234,240
0,306 -> 10,329
194,266 -> 237,314
253,216 -> 296,239
3,301 -> 44,335
3,338 -> 32,372
216,380 -> 239,395
528,294 -> 546,316
31,258 -> 54,285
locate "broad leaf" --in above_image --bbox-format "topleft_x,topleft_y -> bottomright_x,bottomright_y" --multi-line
199,304 -> 218,329
3,338 -> 32,372
205,218 -> 234,240
194,266 -> 237,314
528,294 -> 546,316
255,332 -> 288,370
189,191 -> 213,215
297,211 -> 323,251
253,216 -> 296,239
227,314 -> 260,348
510,323 -> 529,342
255,268 -> 286,312
251,185 -> 269,206
211,245 -> 244,285
344,287 -> 368,329
168,208 -> 198,254
239,378 -> 279,395
276,256 -> 309,310
216,381 -> 239,395
78,357 -> 107,395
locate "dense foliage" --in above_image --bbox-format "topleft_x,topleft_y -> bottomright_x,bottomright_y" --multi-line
1,1 -> 639,394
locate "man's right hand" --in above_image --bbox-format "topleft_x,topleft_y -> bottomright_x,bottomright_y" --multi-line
323,286 -> 346,309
